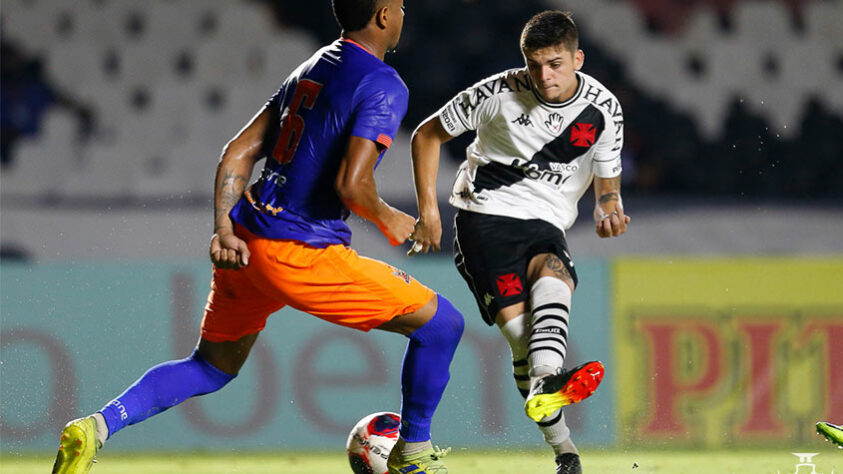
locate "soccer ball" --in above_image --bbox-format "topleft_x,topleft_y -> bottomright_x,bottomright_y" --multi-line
346,412 -> 401,474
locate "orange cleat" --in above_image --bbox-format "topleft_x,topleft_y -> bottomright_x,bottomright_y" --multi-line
525,360 -> 605,422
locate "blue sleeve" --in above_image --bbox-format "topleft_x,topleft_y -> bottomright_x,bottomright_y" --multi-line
350,70 -> 408,149
260,85 -> 285,157
265,84 -> 284,110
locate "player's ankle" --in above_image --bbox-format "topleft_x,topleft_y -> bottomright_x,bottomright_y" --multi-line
92,412 -> 109,447
551,438 -> 578,456
529,364 -> 559,386
397,438 -> 432,456
530,363 -> 560,376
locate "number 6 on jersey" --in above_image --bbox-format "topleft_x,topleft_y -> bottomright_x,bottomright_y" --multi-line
272,79 -> 323,164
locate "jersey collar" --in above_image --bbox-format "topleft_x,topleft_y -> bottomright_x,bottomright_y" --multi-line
341,38 -> 378,58
530,71 -> 584,109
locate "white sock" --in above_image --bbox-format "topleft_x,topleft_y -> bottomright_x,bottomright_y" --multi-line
398,438 -> 432,456
537,409 -> 575,454
553,436 -> 578,456
92,412 -> 108,447
500,313 -> 530,398
528,277 -> 572,384
503,313 -> 575,453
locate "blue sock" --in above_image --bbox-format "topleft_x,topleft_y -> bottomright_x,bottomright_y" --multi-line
399,294 -> 465,442
98,349 -> 235,438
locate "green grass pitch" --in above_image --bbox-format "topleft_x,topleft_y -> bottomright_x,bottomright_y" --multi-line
2,449 -> 841,474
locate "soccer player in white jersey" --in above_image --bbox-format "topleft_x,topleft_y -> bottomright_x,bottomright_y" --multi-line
407,11 -> 628,474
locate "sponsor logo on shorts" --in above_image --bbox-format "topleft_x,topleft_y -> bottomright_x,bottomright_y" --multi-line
483,292 -> 494,307
496,273 -> 523,297
390,267 -> 411,284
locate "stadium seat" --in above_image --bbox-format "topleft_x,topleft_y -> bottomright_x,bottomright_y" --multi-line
779,40 -> 836,94
228,80 -> 274,117
120,41 -> 174,85
805,0 -> 843,42
708,40 -> 763,93
74,11 -> 126,49
144,1 -> 204,52
133,101 -> 238,199
626,38 -> 686,95
1,109 -> 78,198
193,39 -> 249,86
587,1 -> 647,56
72,80 -> 132,137
150,81 -> 202,141
2,0 -> 59,54
263,30 -> 320,80
46,41 -> 113,95
675,7 -> 724,61
212,2 -> 277,45
77,1 -> 151,45
135,136 -> 221,198
552,0 -> 608,29
733,1 -> 793,47
746,82 -> 809,138
59,139 -> 145,198
2,0 -> 332,200
671,79 -> 730,139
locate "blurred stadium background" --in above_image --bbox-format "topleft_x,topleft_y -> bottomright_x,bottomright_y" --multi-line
1,0 -> 842,472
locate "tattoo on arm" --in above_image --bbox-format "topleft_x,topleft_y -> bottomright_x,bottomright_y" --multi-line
598,192 -> 619,204
544,254 -> 573,283
597,176 -> 621,204
214,169 -> 248,232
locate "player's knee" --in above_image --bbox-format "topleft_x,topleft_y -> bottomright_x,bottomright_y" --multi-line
191,349 -> 238,389
195,349 -> 237,376
436,294 -> 465,344
196,334 -> 257,375
409,294 -> 464,346
532,275 -> 574,301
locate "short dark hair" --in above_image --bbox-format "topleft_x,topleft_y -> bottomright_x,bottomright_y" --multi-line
520,10 -> 578,53
332,0 -> 385,32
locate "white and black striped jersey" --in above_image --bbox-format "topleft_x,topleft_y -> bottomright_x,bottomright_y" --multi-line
437,69 -> 623,233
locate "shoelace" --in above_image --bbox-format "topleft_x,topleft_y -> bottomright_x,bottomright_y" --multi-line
430,446 -> 451,459
418,446 -> 451,473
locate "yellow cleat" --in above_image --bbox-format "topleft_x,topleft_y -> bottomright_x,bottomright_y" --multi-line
525,361 -> 605,422
52,417 -> 101,474
387,444 -> 450,474
816,421 -> 843,449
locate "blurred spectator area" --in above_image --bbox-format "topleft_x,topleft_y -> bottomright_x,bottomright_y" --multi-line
1,0 -> 842,205
555,0 -> 843,197
1,0 -> 324,201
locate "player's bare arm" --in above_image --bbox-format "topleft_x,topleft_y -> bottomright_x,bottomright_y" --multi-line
210,107 -> 270,269
409,117 -> 454,254
336,135 -> 415,246
593,175 -> 630,238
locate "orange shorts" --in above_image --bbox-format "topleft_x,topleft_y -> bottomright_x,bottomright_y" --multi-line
201,225 -> 435,342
